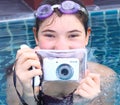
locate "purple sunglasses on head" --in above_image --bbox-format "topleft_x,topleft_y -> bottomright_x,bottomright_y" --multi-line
35,0 -> 87,19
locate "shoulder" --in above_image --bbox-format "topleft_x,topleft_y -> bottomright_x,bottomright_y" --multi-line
87,62 -> 116,77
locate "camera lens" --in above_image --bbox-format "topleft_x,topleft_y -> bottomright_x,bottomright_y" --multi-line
56,64 -> 74,80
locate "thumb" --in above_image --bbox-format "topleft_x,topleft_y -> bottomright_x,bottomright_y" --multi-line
34,46 -> 40,50
85,69 -> 90,77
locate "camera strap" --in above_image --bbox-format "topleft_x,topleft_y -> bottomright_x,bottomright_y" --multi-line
13,67 -> 28,105
12,65 -> 43,105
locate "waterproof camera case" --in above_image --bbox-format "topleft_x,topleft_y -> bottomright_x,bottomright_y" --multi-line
36,49 -> 87,82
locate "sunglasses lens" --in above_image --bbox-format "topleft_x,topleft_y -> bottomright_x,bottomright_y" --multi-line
36,4 -> 53,19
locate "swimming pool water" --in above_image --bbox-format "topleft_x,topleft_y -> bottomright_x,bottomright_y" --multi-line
89,9 -> 120,73
0,8 -> 120,104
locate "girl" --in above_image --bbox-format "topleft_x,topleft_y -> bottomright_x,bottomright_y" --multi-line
7,0 -> 116,105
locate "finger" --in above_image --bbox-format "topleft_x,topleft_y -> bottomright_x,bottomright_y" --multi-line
17,68 -> 42,82
77,88 -> 89,98
75,83 -> 99,99
74,85 -> 89,97
82,72 -> 100,84
85,77 -> 97,88
82,74 -> 101,94
17,51 -> 40,65
34,46 -> 40,50
88,73 -> 100,86
28,69 -> 42,77
78,83 -> 91,93
34,86 -> 40,95
16,47 -> 35,59
80,73 -> 100,89
19,59 -> 41,71
85,69 -> 90,77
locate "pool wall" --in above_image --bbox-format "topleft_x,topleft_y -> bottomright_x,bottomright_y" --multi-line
0,8 -> 120,104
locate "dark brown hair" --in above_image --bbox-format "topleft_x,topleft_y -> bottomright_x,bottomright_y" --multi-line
34,0 -> 89,38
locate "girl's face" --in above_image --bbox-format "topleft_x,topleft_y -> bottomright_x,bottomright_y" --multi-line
34,14 -> 90,50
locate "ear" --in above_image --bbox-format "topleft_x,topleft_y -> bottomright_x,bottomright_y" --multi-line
85,27 -> 91,46
33,27 -> 39,45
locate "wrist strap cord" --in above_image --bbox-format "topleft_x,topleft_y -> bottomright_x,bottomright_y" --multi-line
12,62 -> 43,105
13,67 -> 28,105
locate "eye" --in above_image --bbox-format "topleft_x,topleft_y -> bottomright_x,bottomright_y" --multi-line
44,34 -> 55,38
68,34 -> 79,38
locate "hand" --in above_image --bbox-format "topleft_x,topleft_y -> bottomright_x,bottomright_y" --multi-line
15,47 -> 42,95
74,70 -> 100,99
34,46 -> 40,50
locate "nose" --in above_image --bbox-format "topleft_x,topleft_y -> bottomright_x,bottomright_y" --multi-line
54,38 -> 69,50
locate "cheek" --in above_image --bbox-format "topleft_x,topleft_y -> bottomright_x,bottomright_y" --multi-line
71,41 -> 86,49
38,40 -> 53,49
70,38 -> 87,49
38,42 -> 48,49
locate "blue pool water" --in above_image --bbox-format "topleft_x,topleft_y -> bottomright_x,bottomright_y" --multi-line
0,7 -> 120,105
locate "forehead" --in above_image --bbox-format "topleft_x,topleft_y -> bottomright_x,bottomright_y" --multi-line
39,13 -> 84,30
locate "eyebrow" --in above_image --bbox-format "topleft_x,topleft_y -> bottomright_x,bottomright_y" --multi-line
67,30 -> 82,33
41,29 -> 82,33
41,29 -> 56,33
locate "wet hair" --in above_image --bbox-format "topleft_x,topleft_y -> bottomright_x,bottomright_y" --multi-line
34,0 -> 89,38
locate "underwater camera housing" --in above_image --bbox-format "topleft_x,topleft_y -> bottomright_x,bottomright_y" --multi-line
36,49 -> 87,81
